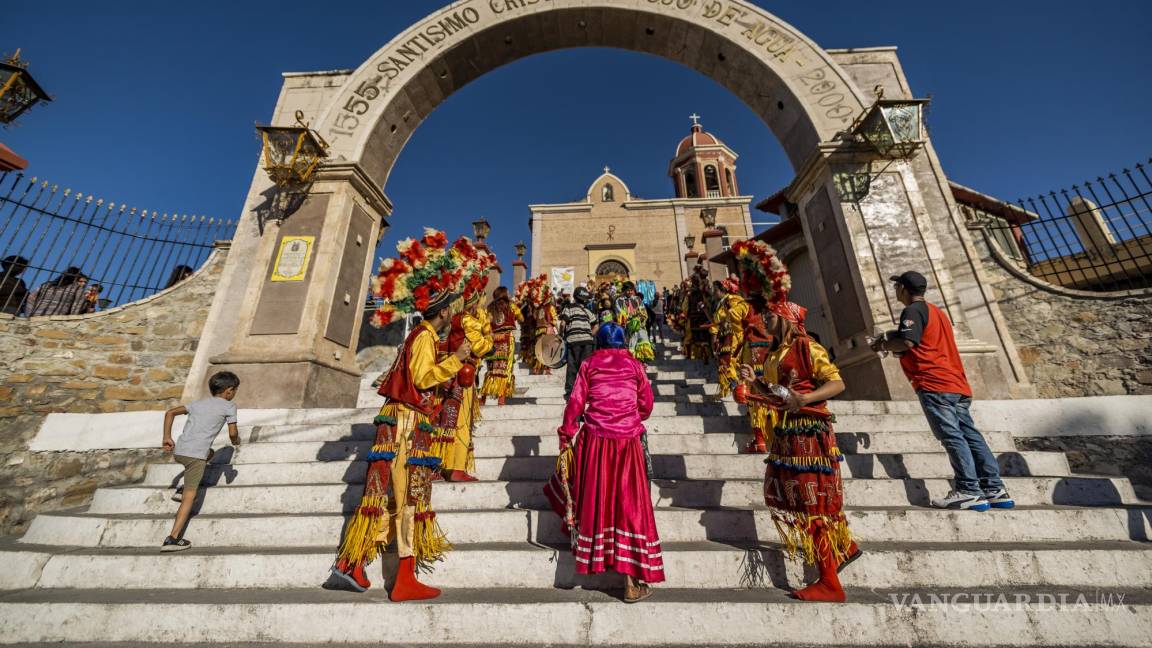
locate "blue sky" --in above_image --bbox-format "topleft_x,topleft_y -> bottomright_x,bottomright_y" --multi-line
3,0 -> 1151,293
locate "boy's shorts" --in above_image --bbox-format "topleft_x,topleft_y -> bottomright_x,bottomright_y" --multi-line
174,455 -> 208,491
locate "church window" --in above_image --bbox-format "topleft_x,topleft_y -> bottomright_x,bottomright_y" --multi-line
704,165 -> 721,193
725,168 -> 735,194
684,168 -> 699,198
602,183 -> 615,202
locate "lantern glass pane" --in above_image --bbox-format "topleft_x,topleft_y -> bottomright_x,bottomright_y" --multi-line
882,104 -> 921,143
298,133 -> 325,158
263,130 -> 299,165
858,108 -> 895,156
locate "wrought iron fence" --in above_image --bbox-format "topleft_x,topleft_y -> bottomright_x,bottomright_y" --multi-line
981,158 -> 1152,292
0,171 -> 235,315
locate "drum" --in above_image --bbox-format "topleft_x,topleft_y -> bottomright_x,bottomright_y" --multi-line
534,333 -> 567,369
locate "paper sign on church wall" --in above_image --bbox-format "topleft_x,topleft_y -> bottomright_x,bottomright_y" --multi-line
271,236 -> 315,282
551,267 -> 575,294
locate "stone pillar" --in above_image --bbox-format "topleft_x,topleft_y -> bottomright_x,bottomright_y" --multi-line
204,162 -> 391,408
788,148 -> 1014,400
701,229 -> 727,280
512,260 -> 527,287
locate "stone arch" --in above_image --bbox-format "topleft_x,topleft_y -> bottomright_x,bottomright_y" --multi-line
317,0 -> 868,186
195,0 -> 1030,407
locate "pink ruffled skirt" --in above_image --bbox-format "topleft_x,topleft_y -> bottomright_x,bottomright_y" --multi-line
546,432 -> 666,583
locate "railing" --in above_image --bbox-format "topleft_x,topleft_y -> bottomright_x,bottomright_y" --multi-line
0,171 -> 236,315
982,159 -> 1152,292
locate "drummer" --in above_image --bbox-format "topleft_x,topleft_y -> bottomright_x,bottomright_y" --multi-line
559,286 -> 599,399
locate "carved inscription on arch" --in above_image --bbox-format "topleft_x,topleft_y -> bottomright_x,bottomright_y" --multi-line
323,0 -> 861,148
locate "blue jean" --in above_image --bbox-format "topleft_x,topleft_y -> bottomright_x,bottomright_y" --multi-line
916,391 -> 1004,495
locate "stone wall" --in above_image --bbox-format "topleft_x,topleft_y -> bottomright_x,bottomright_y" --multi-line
971,227 -> 1152,397
1017,436 -> 1152,490
0,245 -> 227,535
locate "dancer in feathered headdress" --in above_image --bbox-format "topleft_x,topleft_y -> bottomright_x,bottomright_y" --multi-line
481,278 -> 522,406
731,239 -> 860,602
680,265 -> 714,362
332,228 -> 468,601
711,275 -> 749,399
523,274 -> 555,375
436,237 -> 496,482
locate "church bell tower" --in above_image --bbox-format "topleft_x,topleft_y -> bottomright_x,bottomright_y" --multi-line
668,114 -> 740,199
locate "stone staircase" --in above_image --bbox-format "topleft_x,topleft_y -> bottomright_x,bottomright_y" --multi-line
1,345 -> 1151,645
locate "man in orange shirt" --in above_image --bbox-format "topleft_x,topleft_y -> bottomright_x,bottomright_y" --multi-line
872,271 -> 1013,512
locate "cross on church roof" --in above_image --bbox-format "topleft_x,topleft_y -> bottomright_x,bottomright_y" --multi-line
689,113 -> 701,126
603,165 -> 610,174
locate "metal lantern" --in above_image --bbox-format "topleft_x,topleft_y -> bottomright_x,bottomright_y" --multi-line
255,110 -> 329,186
854,97 -> 929,158
514,241 -> 527,260
472,218 -> 491,242
699,207 -> 718,229
683,234 -> 696,251
0,49 -> 52,125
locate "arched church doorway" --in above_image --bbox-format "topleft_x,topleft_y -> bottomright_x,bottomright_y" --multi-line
193,0 -> 1024,407
595,259 -> 631,280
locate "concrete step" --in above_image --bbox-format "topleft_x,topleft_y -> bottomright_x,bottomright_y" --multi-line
1,587 -> 1148,645
138,451 -> 1070,486
22,506 -> 1151,548
190,429 -> 1018,464
12,541 -> 1152,592
249,414 -> 962,443
87,475 -> 1144,516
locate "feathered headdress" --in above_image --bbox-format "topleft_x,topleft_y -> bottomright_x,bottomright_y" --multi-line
450,236 -> 495,304
369,228 -> 461,328
731,239 -> 791,304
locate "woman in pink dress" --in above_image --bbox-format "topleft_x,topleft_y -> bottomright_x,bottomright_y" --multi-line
545,322 -> 664,602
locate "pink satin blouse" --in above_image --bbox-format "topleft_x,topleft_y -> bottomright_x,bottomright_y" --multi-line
559,348 -> 654,441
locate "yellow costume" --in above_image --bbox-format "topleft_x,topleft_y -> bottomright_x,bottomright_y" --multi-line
713,293 -> 749,398
441,310 -> 493,475
480,297 -> 522,402
336,321 -> 461,573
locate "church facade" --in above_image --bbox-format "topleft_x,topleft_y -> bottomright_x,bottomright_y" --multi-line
528,119 -> 755,290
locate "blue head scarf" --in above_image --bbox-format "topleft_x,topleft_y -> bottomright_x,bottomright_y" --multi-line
596,322 -> 627,349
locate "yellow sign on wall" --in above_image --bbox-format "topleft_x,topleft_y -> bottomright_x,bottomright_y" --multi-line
271,235 -> 315,282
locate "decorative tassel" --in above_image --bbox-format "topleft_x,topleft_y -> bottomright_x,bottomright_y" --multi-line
413,504 -> 453,566
770,511 -> 853,566
335,494 -> 388,567
479,374 -> 515,398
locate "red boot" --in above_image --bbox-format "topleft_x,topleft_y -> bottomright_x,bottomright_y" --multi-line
331,561 -> 371,592
445,470 -> 478,482
790,527 -> 846,603
498,396 -> 506,406
742,429 -> 768,454
390,556 -> 441,602
838,541 -> 862,574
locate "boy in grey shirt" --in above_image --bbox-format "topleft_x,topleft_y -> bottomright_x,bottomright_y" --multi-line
160,371 -> 241,552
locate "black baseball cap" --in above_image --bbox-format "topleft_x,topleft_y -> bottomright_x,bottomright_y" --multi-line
889,271 -> 927,295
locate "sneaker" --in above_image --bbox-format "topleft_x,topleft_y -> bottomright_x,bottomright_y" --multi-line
930,490 -> 990,511
984,488 -> 1015,509
161,536 -> 191,552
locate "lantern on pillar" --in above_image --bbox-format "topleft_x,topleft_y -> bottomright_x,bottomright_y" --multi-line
683,234 -> 696,251
0,49 -> 52,125
514,241 -> 527,260
472,218 -> 491,242
699,207 -> 718,229
255,110 -> 329,186
852,92 -> 929,158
